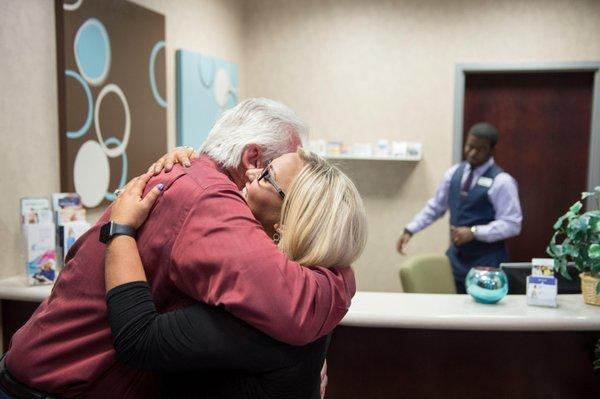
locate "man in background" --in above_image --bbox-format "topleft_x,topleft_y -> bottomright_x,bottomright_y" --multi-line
397,122 -> 522,293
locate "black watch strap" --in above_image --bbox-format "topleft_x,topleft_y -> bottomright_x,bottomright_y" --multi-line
99,221 -> 137,244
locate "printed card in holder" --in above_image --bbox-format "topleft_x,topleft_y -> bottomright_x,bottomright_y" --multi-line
52,193 -> 87,267
20,198 -> 52,224
62,220 -> 92,259
531,258 -> 554,277
527,258 -> 557,307
20,197 -> 57,285
23,224 -> 57,285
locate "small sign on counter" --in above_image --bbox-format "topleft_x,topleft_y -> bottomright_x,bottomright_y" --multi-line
526,259 -> 558,307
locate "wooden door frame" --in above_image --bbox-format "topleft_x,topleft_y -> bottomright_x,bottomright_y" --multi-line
453,62 -> 600,206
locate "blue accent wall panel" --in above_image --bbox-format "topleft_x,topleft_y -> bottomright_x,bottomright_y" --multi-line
176,49 -> 238,149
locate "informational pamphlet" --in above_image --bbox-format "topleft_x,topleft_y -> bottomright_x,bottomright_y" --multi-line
531,258 -> 555,277
526,259 -> 558,307
20,197 -> 57,285
20,198 -> 52,224
52,193 -> 89,264
62,220 -> 91,259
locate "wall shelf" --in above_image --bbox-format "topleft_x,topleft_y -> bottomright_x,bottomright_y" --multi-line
324,154 -> 421,162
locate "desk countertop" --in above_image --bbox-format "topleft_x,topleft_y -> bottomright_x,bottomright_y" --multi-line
0,276 -> 597,331
342,291 -> 600,331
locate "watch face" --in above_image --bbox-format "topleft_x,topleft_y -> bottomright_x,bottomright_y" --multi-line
99,221 -> 113,243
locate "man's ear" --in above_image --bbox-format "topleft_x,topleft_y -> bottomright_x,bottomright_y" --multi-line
241,144 -> 263,170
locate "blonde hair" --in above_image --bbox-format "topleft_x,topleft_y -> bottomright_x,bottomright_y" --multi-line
278,148 -> 368,268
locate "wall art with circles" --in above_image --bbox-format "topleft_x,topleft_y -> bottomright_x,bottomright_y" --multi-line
176,49 -> 239,150
58,0 -> 167,208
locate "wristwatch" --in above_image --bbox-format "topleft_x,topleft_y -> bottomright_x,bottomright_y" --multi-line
470,225 -> 478,235
99,221 -> 136,244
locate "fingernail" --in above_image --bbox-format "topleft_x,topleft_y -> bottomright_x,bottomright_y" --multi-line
156,183 -> 164,191
184,162 -> 191,167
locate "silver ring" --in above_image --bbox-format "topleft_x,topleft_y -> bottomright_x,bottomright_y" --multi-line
114,189 -> 124,197
176,145 -> 194,152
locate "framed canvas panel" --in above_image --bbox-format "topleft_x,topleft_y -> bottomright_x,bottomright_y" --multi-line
176,49 -> 238,149
56,0 -> 167,208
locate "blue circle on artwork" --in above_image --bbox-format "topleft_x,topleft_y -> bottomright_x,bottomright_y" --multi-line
103,137 -> 128,201
74,18 -> 111,85
65,69 -> 93,139
149,41 -> 167,108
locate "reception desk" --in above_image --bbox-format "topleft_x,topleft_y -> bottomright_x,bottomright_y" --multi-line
328,292 -> 600,399
0,278 -> 598,398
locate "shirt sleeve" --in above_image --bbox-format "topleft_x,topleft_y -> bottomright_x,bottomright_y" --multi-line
169,184 -> 355,346
474,172 -> 523,242
106,281 -> 310,373
405,165 -> 458,234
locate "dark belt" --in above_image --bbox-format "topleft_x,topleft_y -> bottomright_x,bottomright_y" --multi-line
0,356 -> 59,399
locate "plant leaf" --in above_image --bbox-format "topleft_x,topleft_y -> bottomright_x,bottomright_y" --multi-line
589,244 -> 600,259
582,191 -> 595,200
570,201 -> 583,214
553,212 -> 573,230
596,280 -> 600,295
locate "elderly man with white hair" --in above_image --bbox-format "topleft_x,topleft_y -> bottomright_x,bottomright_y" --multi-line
3,98 -> 355,399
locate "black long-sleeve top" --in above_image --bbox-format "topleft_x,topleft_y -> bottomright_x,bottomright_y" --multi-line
106,282 -> 328,399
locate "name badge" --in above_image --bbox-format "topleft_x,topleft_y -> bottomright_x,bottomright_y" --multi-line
477,177 -> 493,188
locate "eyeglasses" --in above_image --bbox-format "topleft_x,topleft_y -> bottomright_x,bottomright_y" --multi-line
257,161 -> 285,200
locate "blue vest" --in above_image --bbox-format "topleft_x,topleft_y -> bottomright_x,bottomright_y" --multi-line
445,162 -> 508,282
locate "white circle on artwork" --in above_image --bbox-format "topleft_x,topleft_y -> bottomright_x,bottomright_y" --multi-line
94,83 -> 131,158
63,0 -> 83,11
74,140 -> 110,208
213,68 -> 231,108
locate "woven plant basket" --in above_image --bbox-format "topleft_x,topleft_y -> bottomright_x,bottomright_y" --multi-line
580,273 -> 600,306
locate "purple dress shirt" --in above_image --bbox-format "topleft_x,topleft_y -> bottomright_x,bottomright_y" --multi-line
406,157 -> 522,242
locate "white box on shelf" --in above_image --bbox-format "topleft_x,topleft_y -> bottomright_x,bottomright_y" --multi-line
314,139 -> 327,156
374,140 -> 389,156
406,142 -> 422,158
352,142 -> 373,157
326,141 -> 343,156
391,141 -> 408,157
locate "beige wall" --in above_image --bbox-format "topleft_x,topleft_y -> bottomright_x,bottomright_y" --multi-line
2,0 -> 600,289
241,0 -> 600,292
0,0 -> 245,280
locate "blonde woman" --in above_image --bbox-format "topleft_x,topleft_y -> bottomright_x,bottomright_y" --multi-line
105,148 -> 367,399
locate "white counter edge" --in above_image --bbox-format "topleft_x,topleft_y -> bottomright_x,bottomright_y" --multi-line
0,278 -> 598,332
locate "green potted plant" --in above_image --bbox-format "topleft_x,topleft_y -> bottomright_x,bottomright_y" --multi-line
546,186 -> 600,305
547,186 -> 600,370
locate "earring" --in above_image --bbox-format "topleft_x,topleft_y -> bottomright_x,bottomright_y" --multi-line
273,232 -> 280,243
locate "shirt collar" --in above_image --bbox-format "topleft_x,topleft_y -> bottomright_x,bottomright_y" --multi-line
465,157 -> 494,175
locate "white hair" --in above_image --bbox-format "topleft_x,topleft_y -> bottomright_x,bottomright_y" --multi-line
199,98 -> 309,168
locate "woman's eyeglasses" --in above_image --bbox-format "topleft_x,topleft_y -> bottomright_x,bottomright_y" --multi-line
257,161 -> 285,199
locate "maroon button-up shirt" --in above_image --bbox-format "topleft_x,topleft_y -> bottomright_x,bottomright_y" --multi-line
6,156 -> 355,398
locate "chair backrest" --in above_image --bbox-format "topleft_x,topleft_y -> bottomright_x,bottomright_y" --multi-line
400,254 -> 457,294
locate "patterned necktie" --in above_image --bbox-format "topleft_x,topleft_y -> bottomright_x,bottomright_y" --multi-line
460,168 -> 474,199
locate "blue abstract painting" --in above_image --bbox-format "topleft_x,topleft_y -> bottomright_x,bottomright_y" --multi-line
176,49 -> 239,149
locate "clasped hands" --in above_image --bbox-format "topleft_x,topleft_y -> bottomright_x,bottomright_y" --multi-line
450,225 -> 475,246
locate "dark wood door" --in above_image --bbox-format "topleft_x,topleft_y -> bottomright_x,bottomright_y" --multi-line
463,72 -> 593,262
